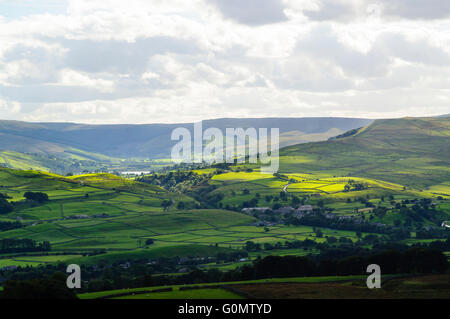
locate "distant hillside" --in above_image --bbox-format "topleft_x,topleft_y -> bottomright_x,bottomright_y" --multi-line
280,117 -> 450,188
0,117 -> 372,159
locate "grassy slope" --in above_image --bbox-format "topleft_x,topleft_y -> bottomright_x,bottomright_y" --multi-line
279,117 -> 450,189
0,169 -> 201,254
0,117 -> 449,269
1,168 -> 296,267
0,117 -> 371,157
194,117 -> 449,212
0,168 -> 387,268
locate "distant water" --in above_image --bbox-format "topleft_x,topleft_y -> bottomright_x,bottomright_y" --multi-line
121,171 -> 150,175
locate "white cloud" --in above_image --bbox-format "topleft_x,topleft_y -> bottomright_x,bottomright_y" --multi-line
58,69 -> 115,93
0,99 -> 21,116
208,0 -> 288,25
0,0 -> 449,123
141,72 -> 160,81
297,0 -> 450,22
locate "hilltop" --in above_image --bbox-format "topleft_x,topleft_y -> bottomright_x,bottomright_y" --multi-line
279,117 -> 450,189
0,117 -> 372,157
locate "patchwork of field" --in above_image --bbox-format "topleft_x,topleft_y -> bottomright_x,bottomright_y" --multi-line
0,210 -> 362,261
207,170 -> 443,210
0,169 -> 202,262
427,182 -> 450,196
0,165 -> 448,269
0,168 -> 375,268
278,118 -> 450,189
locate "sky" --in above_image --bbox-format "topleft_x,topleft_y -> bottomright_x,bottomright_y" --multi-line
0,0 -> 450,124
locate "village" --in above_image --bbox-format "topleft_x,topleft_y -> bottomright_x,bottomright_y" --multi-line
241,204 -> 389,228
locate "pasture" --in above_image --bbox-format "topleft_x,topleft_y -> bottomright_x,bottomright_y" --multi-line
208,169 -> 438,211
0,164 -> 448,270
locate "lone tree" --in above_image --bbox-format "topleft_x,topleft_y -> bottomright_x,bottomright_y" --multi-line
161,199 -> 173,211
24,192 -> 49,203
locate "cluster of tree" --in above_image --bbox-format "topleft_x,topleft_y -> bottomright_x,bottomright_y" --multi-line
2,237 -> 448,295
286,211 -> 410,239
0,197 -> 13,214
217,247 -> 448,282
272,173 -> 289,180
0,272 -> 77,299
137,171 -> 211,192
0,193 -> 14,214
241,191 -> 297,211
204,193 -> 224,208
0,238 -> 51,253
138,171 -> 223,209
416,227 -> 449,239
343,180 -> 368,192
0,221 -> 23,231
331,127 -> 362,140
411,238 -> 450,251
245,237 -> 356,253
84,247 -> 449,291
160,199 -> 173,211
23,192 -> 49,203
244,234 -> 450,258
395,199 -> 444,226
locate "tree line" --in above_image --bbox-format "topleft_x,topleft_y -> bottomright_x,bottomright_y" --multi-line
0,238 -> 51,253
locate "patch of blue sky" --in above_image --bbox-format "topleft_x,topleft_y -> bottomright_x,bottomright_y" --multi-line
0,0 -> 67,19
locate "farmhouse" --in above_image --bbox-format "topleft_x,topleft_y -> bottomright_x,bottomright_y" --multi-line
272,205 -> 315,217
297,205 -> 313,213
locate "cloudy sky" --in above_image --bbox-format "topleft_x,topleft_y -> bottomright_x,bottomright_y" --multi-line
0,0 -> 449,124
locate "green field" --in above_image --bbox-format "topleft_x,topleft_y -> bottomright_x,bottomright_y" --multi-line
279,117 -> 450,189
0,117 -> 449,300
0,159 -> 448,270
0,168 -> 362,268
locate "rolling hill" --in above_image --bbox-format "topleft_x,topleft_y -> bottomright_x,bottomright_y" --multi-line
0,114 -> 448,291
279,117 -> 450,188
0,117 -> 372,160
